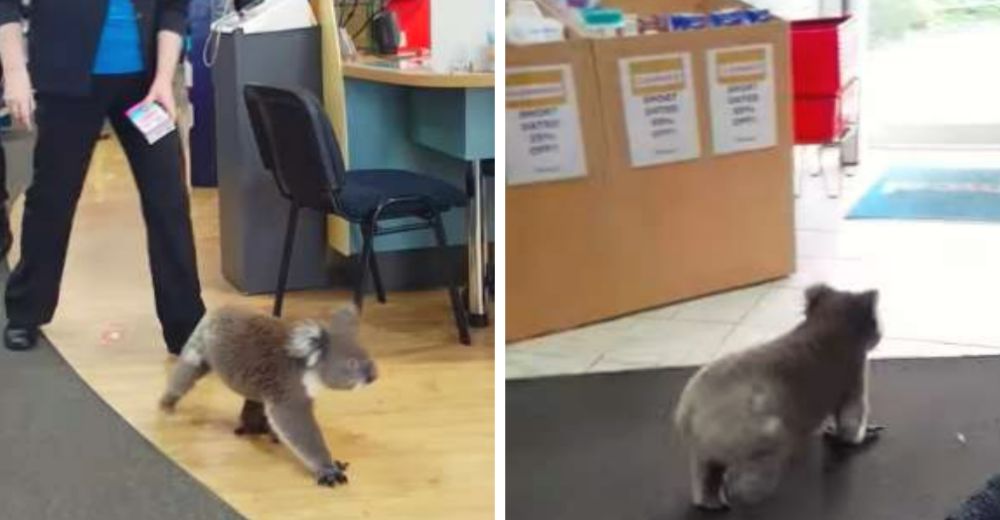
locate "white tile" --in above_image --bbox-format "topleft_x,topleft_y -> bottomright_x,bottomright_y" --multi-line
506,316 -> 641,359
714,322 -> 789,360
586,355 -> 652,375
598,320 -> 733,368
505,349 -> 599,380
870,338 -> 1000,360
669,285 -> 770,324
740,287 -> 806,331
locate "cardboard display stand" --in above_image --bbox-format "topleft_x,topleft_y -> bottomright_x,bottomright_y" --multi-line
507,40 -> 620,340
507,0 -> 795,342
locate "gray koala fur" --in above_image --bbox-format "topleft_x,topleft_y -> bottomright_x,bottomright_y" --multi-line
674,284 -> 882,510
159,305 -> 377,487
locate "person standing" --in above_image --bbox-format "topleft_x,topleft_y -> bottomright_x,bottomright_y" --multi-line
0,0 -> 205,352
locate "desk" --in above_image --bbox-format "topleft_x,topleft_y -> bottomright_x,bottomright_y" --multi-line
342,56 -> 494,326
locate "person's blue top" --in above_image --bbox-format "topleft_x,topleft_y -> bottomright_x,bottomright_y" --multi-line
92,0 -> 145,74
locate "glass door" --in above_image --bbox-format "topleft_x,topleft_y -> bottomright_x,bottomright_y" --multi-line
863,0 -> 1000,147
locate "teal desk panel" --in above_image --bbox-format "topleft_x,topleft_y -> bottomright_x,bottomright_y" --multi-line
409,87 -> 495,161
344,78 -> 495,254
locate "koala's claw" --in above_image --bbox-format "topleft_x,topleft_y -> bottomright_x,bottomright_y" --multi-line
317,462 -> 350,487
823,424 -> 885,448
693,501 -> 730,513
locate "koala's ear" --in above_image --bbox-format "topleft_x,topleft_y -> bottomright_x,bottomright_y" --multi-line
286,321 -> 327,366
857,289 -> 879,315
804,283 -> 833,314
331,303 -> 360,334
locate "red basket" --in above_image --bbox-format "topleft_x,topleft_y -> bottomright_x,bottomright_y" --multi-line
791,16 -> 860,144
794,79 -> 859,143
791,16 -> 859,96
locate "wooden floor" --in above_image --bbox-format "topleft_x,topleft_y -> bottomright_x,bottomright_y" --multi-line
8,139 -> 495,519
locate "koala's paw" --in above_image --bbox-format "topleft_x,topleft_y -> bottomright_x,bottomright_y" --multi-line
316,461 -> 350,487
234,419 -> 271,436
158,395 -> 178,413
693,499 -> 730,513
823,424 -> 885,448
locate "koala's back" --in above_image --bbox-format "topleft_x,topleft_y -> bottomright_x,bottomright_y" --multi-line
201,307 -> 299,402
675,338 -> 833,462
677,357 -> 790,461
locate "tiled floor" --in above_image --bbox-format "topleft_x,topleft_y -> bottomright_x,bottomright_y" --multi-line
507,148 -> 1000,379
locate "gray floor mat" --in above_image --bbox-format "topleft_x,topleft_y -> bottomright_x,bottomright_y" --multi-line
0,265 -> 245,520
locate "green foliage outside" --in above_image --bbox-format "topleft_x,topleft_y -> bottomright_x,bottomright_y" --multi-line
869,0 -> 1000,48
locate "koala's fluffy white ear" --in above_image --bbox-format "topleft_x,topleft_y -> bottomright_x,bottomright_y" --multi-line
286,321 -> 326,367
331,304 -> 360,334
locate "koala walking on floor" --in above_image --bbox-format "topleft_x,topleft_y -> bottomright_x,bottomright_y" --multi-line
674,284 -> 884,510
159,305 -> 377,487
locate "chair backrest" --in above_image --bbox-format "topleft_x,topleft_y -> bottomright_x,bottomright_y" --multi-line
243,84 -> 349,212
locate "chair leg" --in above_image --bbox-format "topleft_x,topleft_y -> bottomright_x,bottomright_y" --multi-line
431,214 -> 471,346
369,248 -> 387,304
354,220 -> 376,311
273,203 -> 299,317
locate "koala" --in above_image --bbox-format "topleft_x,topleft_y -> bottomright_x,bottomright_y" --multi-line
674,284 -> 883,510
159,305 -> 377,487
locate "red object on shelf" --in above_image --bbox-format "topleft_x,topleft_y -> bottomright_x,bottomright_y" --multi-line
386,0 -> 429,52
791,16 -> 859,97
794,79 -> 860,144
791,16 -> 860,145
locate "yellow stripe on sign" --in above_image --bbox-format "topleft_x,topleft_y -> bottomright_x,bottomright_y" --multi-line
506,95 -> 567,110
629,57 -> 685,96
716,48 -> 766,65
507,69 -> 565,87
716,47 -> 767,85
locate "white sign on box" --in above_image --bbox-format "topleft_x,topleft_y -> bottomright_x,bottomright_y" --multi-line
707,44 -> 777,155
618,53 -> 700,167
506,64 -> 586,185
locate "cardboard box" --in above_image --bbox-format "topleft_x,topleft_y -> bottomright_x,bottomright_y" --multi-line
507,38 -> 622,339
506,1 -> 795,342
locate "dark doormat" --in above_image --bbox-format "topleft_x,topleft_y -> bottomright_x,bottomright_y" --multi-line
507,357 -> 1000,520
0,266 -> 244,520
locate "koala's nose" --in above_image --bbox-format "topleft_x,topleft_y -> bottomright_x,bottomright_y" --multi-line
364,361 -> 378,384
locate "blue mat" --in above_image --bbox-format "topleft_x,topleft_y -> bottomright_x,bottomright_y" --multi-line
847,167 -> 1000,222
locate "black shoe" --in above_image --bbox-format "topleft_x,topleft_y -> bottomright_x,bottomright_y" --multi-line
4,326 -> 39,351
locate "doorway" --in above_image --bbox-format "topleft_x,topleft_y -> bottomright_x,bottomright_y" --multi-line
864,0 -> 1000,147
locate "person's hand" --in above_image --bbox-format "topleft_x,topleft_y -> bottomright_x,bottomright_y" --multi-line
143,77 -> 176,121
3,68 -> 34,130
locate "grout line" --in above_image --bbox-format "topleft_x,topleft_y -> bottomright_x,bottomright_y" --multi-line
584,353 -> 606,372
734,285 -> 777,327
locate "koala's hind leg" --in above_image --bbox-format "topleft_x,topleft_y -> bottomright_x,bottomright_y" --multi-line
689,455 -> 728,511
235,399 -> 277,442
265,399 -> 350,487
723,451 -> 787,506
159,357 -> 210,412
828,364 -> 883,447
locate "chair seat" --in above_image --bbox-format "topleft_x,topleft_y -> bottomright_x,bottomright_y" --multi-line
338,169 -> 467,220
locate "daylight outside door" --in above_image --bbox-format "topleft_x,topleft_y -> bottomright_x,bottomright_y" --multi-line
863,0 -> 1000,147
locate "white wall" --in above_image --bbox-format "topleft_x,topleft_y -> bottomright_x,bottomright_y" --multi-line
430,0 -> 495,72
745,0 -> 845,20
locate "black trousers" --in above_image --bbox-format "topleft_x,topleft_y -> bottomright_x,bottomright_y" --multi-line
1,141 -> 7,207
5,74 -> 205,353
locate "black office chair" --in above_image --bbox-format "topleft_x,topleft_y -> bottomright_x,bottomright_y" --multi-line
243,84 -> 471,345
